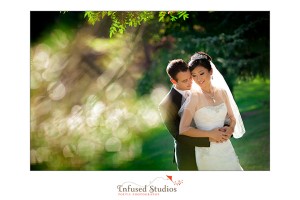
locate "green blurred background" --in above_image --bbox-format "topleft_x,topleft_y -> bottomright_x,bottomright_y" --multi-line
30,11 -> 270,170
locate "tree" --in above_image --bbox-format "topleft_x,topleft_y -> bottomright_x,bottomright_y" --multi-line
134,11 -> 270,95
84,11 -> 189,38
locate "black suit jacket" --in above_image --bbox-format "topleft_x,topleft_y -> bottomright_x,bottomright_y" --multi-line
159,87 -> 210,170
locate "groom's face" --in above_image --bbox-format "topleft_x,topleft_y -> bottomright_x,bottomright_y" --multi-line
174,71 -> 192,91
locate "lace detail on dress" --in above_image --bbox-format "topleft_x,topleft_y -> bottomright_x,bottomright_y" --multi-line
194,103 -> 227,131
201,103 -> 225,112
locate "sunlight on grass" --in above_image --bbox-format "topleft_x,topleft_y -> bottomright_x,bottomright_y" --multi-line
234,77 -> 270,113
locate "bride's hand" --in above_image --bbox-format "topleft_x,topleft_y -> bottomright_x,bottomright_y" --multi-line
210,128 -> 227,141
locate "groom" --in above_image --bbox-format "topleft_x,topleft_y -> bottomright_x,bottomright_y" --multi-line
159,58 -> 228,170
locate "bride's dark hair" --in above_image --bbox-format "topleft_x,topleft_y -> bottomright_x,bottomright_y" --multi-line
188,52 -> 212,72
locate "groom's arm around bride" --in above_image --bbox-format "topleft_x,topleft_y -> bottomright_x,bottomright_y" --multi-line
159,87 -> 211,170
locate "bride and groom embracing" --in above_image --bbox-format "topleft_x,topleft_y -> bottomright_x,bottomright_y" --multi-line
159,52 -> 245,171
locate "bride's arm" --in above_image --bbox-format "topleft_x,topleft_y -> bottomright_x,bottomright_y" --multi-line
179,108 -> 224,140
179,108 -> 209,137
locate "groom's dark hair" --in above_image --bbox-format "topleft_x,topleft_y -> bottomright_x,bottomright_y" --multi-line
166,59 -> 189,81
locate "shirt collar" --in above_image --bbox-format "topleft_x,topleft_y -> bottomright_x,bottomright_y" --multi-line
173,86 -> 188,97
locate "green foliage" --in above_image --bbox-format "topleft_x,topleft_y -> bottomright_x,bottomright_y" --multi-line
158,11 -> 167,22
136,12 -> 269,96
84,11 -> 101,25
136,47 -> 181,96
177,11 -> 189,20
84,11 -> 189,38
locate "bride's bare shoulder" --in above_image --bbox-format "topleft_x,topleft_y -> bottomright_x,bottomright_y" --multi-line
190,89 -> 203,97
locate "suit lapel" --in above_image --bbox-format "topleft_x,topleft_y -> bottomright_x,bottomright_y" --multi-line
170,87 -> 183,111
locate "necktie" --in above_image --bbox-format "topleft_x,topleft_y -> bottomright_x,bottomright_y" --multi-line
181,91 -> 190,105
185,91 -> 190,99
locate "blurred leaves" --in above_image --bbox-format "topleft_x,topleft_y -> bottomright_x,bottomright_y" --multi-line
30,19 -> 167,170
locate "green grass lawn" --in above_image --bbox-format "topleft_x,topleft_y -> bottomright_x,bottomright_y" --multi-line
232,77 -> 270,170
231,107 -> 270,170
114,77 -> 270,171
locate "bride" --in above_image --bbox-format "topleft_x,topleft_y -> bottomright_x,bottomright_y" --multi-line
179,52 -> 245,170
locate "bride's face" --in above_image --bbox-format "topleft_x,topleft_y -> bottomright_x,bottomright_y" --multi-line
191,66 -> 212,88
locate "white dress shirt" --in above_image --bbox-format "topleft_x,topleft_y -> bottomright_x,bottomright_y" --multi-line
173,86 -> 190,104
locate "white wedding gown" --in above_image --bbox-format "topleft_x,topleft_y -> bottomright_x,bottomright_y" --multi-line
193,103 -> 243,170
